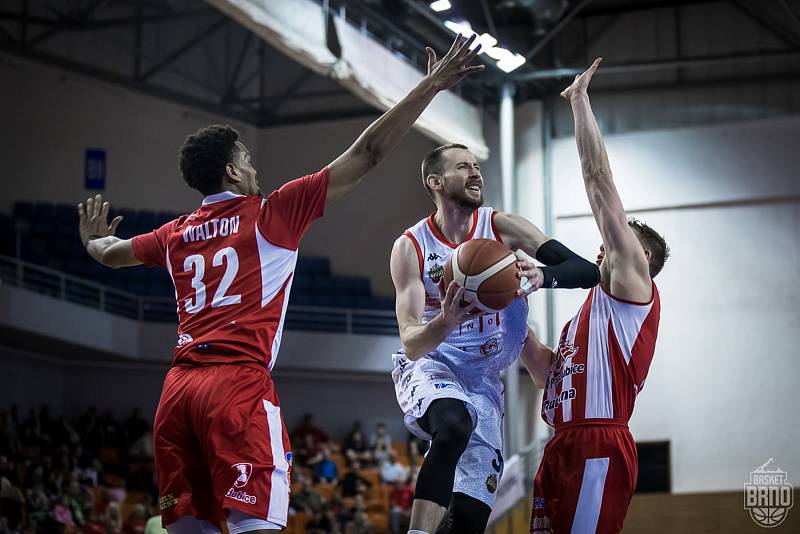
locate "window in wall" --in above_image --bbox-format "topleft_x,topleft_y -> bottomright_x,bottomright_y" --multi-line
635,441 -> 671,493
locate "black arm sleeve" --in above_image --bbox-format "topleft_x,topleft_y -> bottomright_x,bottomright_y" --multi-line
536,239 -> 600,289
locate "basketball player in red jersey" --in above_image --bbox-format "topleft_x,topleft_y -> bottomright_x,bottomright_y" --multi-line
521,59 -> 670,534
77,34 -> 485,534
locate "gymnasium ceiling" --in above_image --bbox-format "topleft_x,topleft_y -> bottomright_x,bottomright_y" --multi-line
2,0 -> 800,125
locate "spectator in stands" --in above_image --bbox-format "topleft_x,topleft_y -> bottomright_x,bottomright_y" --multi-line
105,501 -> 123,534
349,508 -> 373,534
124,408 -> 149,444
295,432 -> 325,467
0,455 -> 23,531
290,476 -> 324,515
52,493 -> 76,529
344,423 -> 373,466
306,508 -> 335,534
370,422 -> 392,465
380,451 -> 409,484
123,503 -> 147,534
313,446 -> 339,483
388,477 -> 414,534
291,413 -> 331,450
340,461 -> 372,498
406,431 -> 429,466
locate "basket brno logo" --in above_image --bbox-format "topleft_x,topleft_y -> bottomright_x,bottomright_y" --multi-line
744,458 -> 793,528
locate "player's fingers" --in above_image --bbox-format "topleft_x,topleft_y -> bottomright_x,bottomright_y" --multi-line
464,65 -> 486,75
445,34 -> 462,58
426,47 -> 436,72
443,281 -> 458,306
100,201 -> 110,222
77,203 -> 85,220
85,197 -> 94,219
463,42 -> 482,63
93,194 -> 102,218
455,33 -> 476,58
109,216 -> 123,234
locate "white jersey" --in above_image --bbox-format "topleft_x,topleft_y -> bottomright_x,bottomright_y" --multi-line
402,207 -> 529,380
392,207 -> 529,507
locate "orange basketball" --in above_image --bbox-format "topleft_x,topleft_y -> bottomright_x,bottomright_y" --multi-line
442,238 -> 520,312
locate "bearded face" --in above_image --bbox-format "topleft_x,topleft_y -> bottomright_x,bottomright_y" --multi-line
434,148 -> 483,208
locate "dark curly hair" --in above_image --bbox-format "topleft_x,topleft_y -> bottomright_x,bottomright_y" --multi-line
628,218 -> 670,278
179,125 -> 240,195
420,143 -> 468,199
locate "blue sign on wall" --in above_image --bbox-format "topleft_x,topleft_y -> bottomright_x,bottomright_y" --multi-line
85,149 -> 106,190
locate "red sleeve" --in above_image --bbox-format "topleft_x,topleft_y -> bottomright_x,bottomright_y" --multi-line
131,222 -> 173,269
258,167 -> 329,249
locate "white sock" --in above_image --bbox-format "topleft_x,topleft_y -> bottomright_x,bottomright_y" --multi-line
408,531 -> 430,534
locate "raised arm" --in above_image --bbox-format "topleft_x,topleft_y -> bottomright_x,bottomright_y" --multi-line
492,212 -> 599,293
519,326 -> 555,389
78,194 -> 140,268
390,236 -> 477,361
326,34 -> 484,205
561,59 -> 651,300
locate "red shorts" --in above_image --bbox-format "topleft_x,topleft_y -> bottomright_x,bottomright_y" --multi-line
153,364 -> 292,527
530,420 -> 637,534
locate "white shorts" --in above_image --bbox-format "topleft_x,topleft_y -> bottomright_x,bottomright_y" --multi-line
391,352 -> 506,507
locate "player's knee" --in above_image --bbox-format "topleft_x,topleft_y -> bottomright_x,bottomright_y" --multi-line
431,409 -> 472,455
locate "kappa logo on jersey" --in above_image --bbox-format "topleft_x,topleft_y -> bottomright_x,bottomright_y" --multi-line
427,253 -> 442,261
433,383 -> 460,391
176,333 -> 193,347
427,263 -> 444,283
232,462 -> 253,488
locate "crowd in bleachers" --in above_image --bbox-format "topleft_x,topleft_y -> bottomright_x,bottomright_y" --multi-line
1,201 -> 394,311
0,404 -> 161,534
0,406 -> 425,534
287,415 -> 426,534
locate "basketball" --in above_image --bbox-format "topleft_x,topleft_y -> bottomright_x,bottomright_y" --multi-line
442,238 -> 520,312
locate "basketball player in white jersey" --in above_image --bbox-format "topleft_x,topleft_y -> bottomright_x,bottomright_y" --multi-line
522,59 -> 669,533
390,145 -> 601,533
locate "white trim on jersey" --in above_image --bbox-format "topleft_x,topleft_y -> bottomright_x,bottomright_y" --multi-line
586,293 -> 614,420
571,457 -> 609,534
262,399 -> 289,526
202,191 -> 244,205
165,246 -> 179,314
255,223 -> 297,369
561,312 -> 581,423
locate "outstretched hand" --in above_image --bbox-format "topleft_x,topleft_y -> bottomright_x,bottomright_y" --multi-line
78,194 -> 122,247
515,252 -> 544,297
560,57 -> 602,100
425,33 -> 485,92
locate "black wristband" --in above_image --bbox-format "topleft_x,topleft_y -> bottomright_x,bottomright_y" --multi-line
536,239 -> 600,289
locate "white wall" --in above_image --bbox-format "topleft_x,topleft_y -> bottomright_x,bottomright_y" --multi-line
0,53 -> 439,295
547,116 -> 800,493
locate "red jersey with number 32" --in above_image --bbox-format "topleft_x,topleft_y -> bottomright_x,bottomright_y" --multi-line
131,168 -> 329,369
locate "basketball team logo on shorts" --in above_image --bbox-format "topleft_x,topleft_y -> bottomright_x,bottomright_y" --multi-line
232,462 -> 253,488
744,458 -> 794,528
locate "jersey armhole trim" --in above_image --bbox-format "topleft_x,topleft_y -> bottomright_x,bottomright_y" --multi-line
599,280 -> 657,306
490,210 -> 504,244
403,231 -> 424,280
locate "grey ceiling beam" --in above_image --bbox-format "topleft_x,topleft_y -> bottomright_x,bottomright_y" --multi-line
259,107 -> 378,128
514,50 -> 800,81
578,0 -> 726,17
139,17 -> 228,81
0,42 -> 254,125
732,0 -> 800,49
776,0 -> 800,39
222,32 -> 252,103
524,0 -> 593,62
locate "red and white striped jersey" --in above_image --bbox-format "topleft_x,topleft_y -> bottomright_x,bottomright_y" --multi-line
541,282 -> 661,428
131,168 -> 328,369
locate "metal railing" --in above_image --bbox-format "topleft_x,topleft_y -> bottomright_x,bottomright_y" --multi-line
0,255 -> 398,336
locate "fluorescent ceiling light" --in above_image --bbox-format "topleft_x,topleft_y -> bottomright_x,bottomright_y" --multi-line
430,0 -> 452,12
496,52 -> 526,73
443,19 -> 472,36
